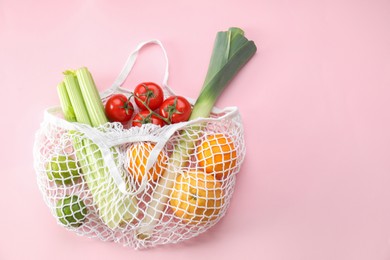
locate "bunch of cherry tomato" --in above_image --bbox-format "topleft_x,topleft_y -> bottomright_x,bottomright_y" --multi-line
104,82 -> 192,127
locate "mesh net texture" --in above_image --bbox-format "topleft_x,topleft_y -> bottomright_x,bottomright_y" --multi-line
33,94 -> 245,249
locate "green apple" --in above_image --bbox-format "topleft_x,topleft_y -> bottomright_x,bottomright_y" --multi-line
46,155 -> 81,185
56,195 -> 88,227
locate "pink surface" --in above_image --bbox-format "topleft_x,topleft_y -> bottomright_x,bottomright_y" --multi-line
1,0 -> 390,259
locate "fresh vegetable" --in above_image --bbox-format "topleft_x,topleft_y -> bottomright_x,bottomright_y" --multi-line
196,133 -> 237,180
136,27 -> 256,239
134,82 -> 164,110
46,155 -> 81,185
127,143 -> 168,184
57,82 -> 77,122
169,171 -> 223,224
132,110 -> 165,127
62,72 -> 91,124
189,27 -> 256,120
159,96 -> 192,124
105,94 -> 134,124
56,195 -> 88,227
58,68 -> 138,229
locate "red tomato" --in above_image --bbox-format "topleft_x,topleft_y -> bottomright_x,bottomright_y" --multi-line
105,94 -> 134,124
159,96 -> 192,124
134,82 -> 164,110
132,110 -> 165,127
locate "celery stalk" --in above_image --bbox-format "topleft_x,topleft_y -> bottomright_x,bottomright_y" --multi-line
60,69 -> 138,229
76,68 -> 107,127
64,73 -> 92,125
136,28 -> 256,239
57,81 -> 91,187
57,82 -> 77,122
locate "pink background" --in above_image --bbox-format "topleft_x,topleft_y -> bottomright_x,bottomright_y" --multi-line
1,0 -> 390,259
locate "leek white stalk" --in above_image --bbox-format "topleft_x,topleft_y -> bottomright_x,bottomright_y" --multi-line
136,28 -> 257,239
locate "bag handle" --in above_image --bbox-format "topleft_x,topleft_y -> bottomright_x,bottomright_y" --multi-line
100,39 -> 175,99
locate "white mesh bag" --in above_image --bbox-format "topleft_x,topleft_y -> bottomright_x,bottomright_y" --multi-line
33,40 -> 245,249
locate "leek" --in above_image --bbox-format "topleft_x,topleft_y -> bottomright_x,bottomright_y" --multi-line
58,68 -> 138,229
136,27 -> 256,239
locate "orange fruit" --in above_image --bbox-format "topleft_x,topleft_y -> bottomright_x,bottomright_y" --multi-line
196,133 -> 237,180
169,171 -> 224,225
127,142 -> 167,183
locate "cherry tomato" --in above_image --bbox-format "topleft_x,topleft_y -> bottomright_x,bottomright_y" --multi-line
134,82 -> 164,110
159,96 -> 192,124
132,110 -> 165,127
105,94 -> 134,124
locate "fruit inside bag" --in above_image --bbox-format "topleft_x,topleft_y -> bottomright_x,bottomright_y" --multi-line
33,28 -> 256,249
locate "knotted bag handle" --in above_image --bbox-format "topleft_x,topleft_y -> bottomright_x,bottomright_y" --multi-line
100,39 -> 175,99
70,107 -> 239,196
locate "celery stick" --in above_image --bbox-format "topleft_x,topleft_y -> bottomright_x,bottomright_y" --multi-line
64,73 -> 92,125
60,68 -> 138,229
76,67 -> 108,127
57,82 -> 77,122
63,73 -> 110,223
57,81 -> 89,181
75,67 -> 138,227
57,82 -> 98,209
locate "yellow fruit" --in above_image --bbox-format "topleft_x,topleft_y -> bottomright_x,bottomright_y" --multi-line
196,133 -> 237,180
169,171 -> 224,224
127,142 -> 167,183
